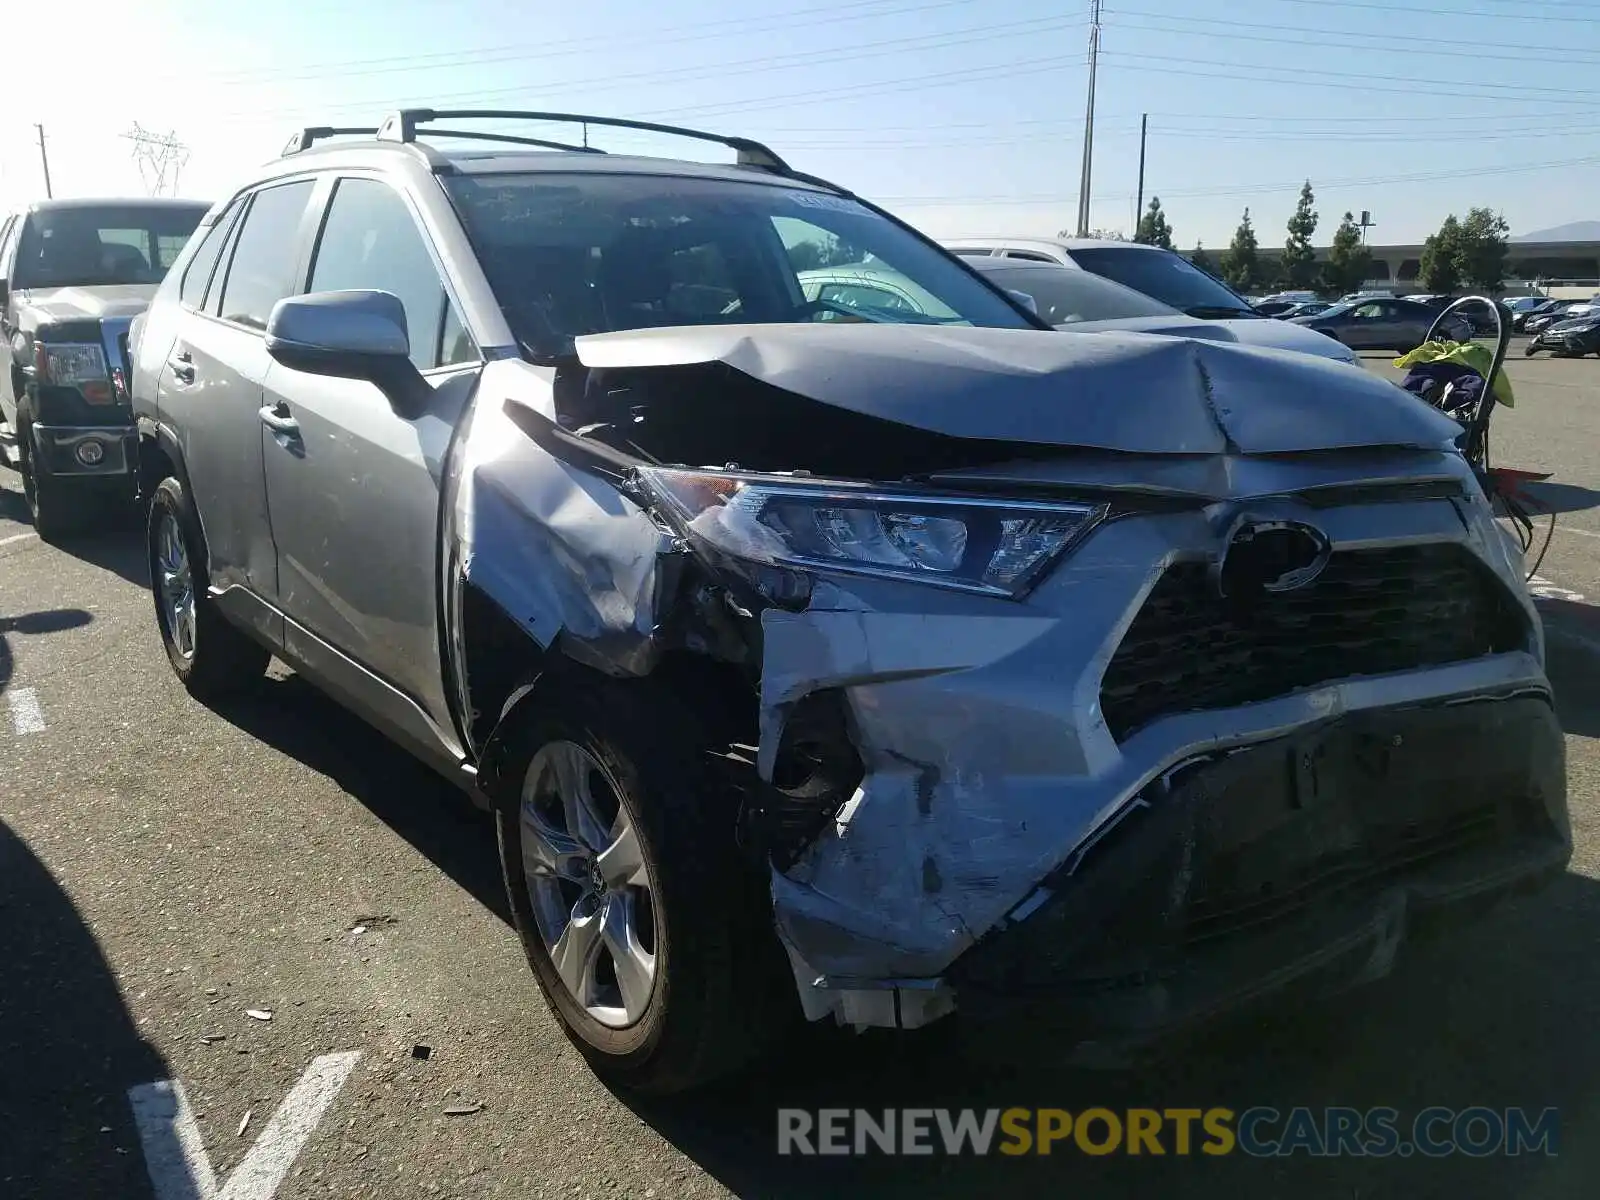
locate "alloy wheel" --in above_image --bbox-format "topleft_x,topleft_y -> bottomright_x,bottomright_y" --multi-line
155,512 -> 197,661
520,740 -> 659,1028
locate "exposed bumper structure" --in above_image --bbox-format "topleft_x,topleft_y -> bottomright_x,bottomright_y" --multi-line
761,484 -> 1567,1035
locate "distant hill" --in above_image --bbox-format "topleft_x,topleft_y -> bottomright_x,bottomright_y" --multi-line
1513,220 -> 1600,243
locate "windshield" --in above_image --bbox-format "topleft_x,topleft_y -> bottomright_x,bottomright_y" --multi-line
444,172 -> 1036,358
1066,246 -> 1257,319
13,204 -> 209,289
972,262 -> 1175,324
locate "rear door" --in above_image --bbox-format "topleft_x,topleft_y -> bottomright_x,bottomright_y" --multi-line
259,173 -> 479,745
161,178 -> 320,597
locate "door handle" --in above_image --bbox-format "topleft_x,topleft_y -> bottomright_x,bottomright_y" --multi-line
168,350 -> 196,384
258,404 -> 300,437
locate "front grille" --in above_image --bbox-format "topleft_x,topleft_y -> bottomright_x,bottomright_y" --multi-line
1099,543 -> 1526,740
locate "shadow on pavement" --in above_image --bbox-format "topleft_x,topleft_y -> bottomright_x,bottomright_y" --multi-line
201,672 -> 510,924
1546,622 -> 1600,738
0,608 -> 94,695
1523,482 -> 1600,516
627,871 -> 1600,1198
0,819 -> 169,1198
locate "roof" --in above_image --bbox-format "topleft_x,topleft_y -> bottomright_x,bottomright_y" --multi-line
256,138 -> 841,194
946,236 -> 1169,254
22,196 -> 212,213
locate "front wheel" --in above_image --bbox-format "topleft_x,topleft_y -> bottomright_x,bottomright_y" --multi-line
147,477 -> 270,699
493,674 -> 793,1094
19,436 -> 94,543
1524,343 -> 1540,357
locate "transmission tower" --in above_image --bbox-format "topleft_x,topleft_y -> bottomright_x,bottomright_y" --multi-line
123,123 -> 190,195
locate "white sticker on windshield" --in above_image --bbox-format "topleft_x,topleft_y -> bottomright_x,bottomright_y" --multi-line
785,191 -> 868,215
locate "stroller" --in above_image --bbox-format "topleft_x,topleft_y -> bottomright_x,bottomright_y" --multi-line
1394,296 -> 1555,582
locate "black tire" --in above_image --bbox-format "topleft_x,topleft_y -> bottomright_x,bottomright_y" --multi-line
493,673 -> 793,1094
18,432 -> 92,544
146,476 -> 270,698
1524,343 -> 1539,357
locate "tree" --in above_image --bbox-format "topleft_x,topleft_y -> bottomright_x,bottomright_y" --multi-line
1220,207 -> 1260,293
1420,215 -> 1463,294
1135,196 -> 1174,249
1457,207 -> 1511,293
1191,241 -> 1215,275
1281,180 -> 1319,289
1322,211 -> 1372,296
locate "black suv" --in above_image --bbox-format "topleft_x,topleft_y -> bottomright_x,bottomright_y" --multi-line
0,198 -> 209,539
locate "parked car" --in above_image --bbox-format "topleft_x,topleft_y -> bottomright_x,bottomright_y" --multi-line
0,197 -> 210,539
1525,308 -> 1600,357
797,258 -> 1361,364
955,258 -> 1362,363
1524,300 -> 1590,334
944,237 -> 1267,318
942,239 -> 1359,361
1280,300 -> 1332,319
134,110 -> 1568,1094
1509,298 -> 1560,332
1290,296 -> 1472,350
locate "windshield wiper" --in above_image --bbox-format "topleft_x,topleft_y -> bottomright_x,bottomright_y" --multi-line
1184,304 -> 1260,319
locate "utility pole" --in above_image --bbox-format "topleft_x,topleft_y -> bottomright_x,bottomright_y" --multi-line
1134,113 -> 1148,238
35,124 -> 53,198
1074,0 -> 1103,238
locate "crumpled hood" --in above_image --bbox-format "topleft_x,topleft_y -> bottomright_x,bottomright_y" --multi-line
573,323 -> 1463,455
18,284 -> 160,323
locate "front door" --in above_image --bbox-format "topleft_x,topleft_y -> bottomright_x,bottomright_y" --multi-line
259,175 -> 480,740
165,179 -> 319,594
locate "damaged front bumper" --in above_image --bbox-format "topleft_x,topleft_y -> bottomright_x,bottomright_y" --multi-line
755,482 -> 1568,1038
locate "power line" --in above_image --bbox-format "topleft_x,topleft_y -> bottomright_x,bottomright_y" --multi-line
143,0 -> 990,88
877,151 -> 1600,206
1103,50 -> 1600,106
1247,0 -> 1600,23
1114,9 -> 1600,68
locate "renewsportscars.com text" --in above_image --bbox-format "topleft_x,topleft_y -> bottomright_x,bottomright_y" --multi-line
776,1106 -> 1559,1158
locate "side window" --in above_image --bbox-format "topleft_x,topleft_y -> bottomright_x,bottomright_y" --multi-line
307,177 -> 469,370
1351,302 -> 1382,321
437,303 -> 477,367
216,181 -> 316,330
179,202 -> 240,310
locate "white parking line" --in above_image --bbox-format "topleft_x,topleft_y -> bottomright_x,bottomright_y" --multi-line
0,531 -> 37,548
1529,575 -> 1589,604
6,687 -> 45,734
129,1051 -> 362,1200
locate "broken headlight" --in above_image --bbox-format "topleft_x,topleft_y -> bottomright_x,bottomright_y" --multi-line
640,467 -> 1102,597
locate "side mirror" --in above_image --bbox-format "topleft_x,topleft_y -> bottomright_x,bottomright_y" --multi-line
1007,289 -> 1039,316
265,290 -> 429,417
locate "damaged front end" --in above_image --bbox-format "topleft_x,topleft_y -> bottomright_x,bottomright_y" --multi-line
455,323 -> 1570,1048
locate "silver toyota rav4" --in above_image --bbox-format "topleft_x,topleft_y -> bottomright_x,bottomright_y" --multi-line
130,109 -> 1569,1094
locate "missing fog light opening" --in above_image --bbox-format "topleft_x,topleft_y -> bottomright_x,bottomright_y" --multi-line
74,439 -> 106,466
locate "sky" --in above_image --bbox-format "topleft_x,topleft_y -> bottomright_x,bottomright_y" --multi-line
4,0 -> 1599,250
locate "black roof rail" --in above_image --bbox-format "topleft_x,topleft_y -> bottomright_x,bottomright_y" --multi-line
421,127 -> 605,155
282,126 -> 380,156
375,108 -> 794,174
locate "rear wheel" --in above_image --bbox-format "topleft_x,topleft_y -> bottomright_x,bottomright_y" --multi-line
147,476 -> 270,698
493,674 -> 793,1094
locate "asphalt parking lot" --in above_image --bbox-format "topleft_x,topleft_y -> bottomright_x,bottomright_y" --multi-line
3,346 -> 1600,1200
